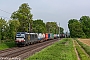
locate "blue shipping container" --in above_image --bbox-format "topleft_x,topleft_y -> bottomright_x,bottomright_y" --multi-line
48,33 -> 50,39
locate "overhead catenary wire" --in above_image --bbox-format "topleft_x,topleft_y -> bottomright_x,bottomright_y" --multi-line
0,9 -> 11,20
0,16 -> 11,20
0,9 -> 11,14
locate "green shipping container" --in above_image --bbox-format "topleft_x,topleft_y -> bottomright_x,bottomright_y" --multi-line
50,33 -> 54,39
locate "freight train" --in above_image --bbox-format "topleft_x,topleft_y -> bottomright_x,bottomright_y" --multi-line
15,32 -> 66,46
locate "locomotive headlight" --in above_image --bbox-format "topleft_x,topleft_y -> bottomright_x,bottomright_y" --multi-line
23,40 -> 25,41
21,40 -> 25,42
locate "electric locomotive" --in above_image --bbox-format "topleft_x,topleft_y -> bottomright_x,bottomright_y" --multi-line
15,32 -> 38,46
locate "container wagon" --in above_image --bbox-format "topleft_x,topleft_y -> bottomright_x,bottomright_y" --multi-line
38,33 -> 45,42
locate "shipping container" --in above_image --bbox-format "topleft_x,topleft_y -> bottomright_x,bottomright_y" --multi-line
50,33 -> 54,39
45,33 -> 48,40
48,33 -> 50,39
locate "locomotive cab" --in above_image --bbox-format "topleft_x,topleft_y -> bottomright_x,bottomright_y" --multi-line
15,32 -> 26,46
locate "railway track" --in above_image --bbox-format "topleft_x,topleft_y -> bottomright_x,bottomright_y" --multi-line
0,39 -> 59,60
0,47 -> 19,54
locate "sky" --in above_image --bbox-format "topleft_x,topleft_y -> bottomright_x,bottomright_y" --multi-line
0,0 -> 90,32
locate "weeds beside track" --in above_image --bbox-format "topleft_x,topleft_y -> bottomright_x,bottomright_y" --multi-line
0,41 -> 16,50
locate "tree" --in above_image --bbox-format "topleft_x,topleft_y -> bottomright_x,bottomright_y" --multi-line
32,19 -> 46,33
68,19 -> 86,38
46,22 -> 57,33
80,16 -> 90,38
8,20 -> 20,39
11,3 -> 33,32
46,22 -> 64,34
0,18 -> 8,40
59,27 -> 64,34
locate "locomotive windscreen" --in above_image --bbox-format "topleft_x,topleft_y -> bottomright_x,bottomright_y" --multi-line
16,32 -> 25,38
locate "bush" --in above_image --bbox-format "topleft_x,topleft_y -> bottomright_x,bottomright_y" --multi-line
0,41 -> 16,50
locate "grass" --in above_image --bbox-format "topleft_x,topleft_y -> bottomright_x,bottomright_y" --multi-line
74,40 -> 90,60
76,39 -> 90,56
0,41 -> 16,50
26,38 -> 77,60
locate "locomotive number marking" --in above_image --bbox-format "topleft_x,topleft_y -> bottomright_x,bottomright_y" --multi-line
28,35 -> 30,40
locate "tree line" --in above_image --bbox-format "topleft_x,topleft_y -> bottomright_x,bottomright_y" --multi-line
0,3 -> 64,41
68,16 -> 90,38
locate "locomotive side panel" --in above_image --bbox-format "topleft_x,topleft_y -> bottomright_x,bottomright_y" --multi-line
29,33 -> 38,44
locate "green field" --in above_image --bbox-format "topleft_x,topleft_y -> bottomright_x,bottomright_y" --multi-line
26,38 -> 77,60
0,41 -> 16,50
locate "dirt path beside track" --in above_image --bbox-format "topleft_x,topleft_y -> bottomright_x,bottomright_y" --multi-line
73,40 -> 80,60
